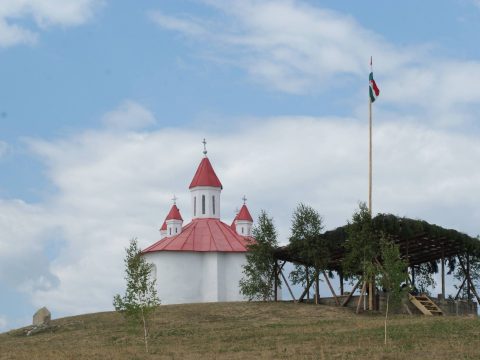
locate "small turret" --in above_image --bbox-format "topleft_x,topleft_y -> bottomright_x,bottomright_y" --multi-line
234,196 -> 253,236
165,196 -> 183,237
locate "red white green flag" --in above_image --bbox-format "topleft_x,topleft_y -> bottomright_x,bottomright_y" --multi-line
369,57 -> 380,103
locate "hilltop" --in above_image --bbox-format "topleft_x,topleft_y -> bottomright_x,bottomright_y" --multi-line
1,302 -> 479,359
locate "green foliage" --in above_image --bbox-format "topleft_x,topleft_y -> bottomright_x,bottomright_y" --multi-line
413,262 -> 437,295
113,238 -> 160,352
289,264 -> 315,287
376,237 -> 409,306
342,203 -> 379,279
289,203 -> 329,271
239,210 -> 279,301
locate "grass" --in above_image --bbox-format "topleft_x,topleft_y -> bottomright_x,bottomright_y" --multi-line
1,302 -> 479,359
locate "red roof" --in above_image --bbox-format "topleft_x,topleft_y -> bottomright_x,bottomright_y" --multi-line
189,157 -> 223,189
143,218 -> 254,253
230,214 -> 238,231
160,221 -> 167,231
166,204 -> 183,221
236,204 -> 253,222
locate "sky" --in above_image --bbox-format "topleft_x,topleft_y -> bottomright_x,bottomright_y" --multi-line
1,0 -> 480,331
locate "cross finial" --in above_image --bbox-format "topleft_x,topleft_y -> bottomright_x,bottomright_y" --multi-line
202,138 -> 207,156
172,194 -> 177,205
235,207 -> 239,215
242,195 -> 247,205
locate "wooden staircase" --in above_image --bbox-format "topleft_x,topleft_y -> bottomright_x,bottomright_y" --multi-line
408,294 -> 443,316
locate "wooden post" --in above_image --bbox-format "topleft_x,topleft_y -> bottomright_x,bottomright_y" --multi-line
368,278 -> 374,311
441,249 -> 445,300
274,261 -> 278,302
454,277 -> 467,300
356,281 -> 367,314
279,268 -> 296,302
411,266 -> 415,288
298,275 -> 315,303
339,271 -> 344,296
306,266 -> 310,302
323,271 -> 339,306
458,257 -> 480,305
466,255 -> 471,303
315,268 -> 320,304
341,278 -> 362,307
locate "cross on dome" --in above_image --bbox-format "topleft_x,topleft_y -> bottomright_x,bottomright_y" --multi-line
242,195 -> 247,205
172,194 -> 177,205
202,138 -> 207,156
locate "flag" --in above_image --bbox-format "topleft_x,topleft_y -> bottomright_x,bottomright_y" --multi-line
369,72 -> 380,102
369,57 -> 380,103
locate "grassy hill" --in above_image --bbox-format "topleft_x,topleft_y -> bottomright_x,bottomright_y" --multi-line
1,302 -> 479,359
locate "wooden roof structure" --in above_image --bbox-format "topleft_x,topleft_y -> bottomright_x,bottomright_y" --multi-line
274,214 -> 480,271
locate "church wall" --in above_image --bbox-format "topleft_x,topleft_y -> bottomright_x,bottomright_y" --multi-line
143,252 -> 203,305
222,253 -> 248,301
144,251 -> 248,304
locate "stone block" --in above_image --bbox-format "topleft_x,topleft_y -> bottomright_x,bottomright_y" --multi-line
33,307 -> 51,326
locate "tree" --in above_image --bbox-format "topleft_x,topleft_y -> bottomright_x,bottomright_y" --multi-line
113,238 -> 160,353
289,203 -> 329,304
239,210 -> 279,301
343,203 -> 379,310
375,237 -> 409,345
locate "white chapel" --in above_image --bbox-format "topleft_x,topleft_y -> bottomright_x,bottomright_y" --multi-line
142,141 -> 255,304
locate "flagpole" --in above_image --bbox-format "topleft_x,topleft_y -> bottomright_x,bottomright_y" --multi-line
369,95 -> 372,215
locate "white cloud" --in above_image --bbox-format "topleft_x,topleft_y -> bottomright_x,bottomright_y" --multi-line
150,1 -> 414,93
1,102 -> 480,317
150,1 -> 480,127
0,141 -> 9,158
149,10 -> 206,36
102,100 -> 156,130
0,0 -> 103,47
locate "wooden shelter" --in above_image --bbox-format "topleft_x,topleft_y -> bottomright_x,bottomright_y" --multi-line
273,214 -> 480,311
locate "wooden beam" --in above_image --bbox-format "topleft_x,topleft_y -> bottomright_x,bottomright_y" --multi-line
298,275 -> 315,303
356,281 -> 367,314
323,271 -> 339,306
339,271 -> 344,296
274,261 -> 278,302
441,247 -> 445,300
306,266 -> 310,302
279,268 -> 296,302
342,278 -> 362,307
458,257 -> 480,305
467,255 -> 471,302
454,277 -> 467,300
411,265 -> 415,287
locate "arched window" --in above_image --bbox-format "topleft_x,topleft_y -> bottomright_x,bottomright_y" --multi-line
202,195 -> 206,214
212,195 -> 215,215
175,227 -> 178,234
169,228 -> 171,235
194,197 -> 196,216
241,227 -> 244,234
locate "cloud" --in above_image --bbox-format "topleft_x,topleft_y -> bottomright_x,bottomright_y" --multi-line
0,141 -> 9,158
149,10 -> 206,36
102,100 -> 156,130
149,1 -> 480,128
1,101 -> 480,318
150,1 -> 413,94
0,0 -> 103,47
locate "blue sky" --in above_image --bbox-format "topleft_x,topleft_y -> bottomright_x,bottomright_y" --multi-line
1,0 -> 480,331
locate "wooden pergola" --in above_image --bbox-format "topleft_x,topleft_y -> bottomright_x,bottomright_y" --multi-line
273,214 -> 480,308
